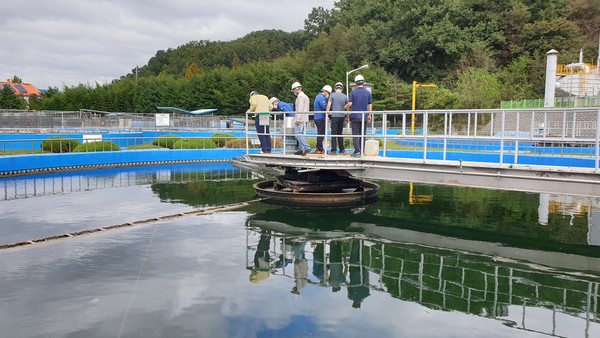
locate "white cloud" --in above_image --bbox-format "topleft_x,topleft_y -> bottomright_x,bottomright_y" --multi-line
0,0 -> 334,88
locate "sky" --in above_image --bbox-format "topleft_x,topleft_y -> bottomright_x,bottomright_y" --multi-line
0,0 -> 335,89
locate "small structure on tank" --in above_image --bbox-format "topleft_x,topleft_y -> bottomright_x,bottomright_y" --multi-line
253,169 -> 379,206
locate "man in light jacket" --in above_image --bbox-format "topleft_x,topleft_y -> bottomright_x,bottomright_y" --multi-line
248,91 -> 273,153
291,82 -> 311,156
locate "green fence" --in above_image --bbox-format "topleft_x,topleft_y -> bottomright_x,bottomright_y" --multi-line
501,97 -> 600,109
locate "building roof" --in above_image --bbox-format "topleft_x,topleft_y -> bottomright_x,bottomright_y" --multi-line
156,107 -> 218,115
0,81 -> 41,96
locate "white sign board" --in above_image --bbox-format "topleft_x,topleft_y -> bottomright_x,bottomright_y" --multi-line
82,134 -> 102,143
155,113 -> 170,127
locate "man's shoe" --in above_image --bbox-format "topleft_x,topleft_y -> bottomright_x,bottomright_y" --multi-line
351,152 -> 361,158
328,150 -> 337,155
338,150 -> 346,154
294,150 -> 303,155
315,149 -> 325,154
302,149 -> 311,156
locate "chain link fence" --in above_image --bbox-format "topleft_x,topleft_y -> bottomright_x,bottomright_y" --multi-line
0,109 -> 228,132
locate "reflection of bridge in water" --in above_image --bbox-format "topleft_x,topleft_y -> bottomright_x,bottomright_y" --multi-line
0,167 -> 256,202
246,220 -> 599,337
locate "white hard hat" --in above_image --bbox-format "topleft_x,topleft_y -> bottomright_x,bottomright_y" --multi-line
334,82 -> 344,89
291,82 -> 302,91
321,85 -> 332,93
269,97 -> 278,104
354,74 -> 365,83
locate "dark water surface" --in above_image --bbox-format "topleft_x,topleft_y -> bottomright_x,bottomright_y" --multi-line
0,163 -> 598,338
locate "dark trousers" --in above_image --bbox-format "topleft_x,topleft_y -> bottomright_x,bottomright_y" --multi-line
330,117 -> 345,152
351,119 -> 367,153
255,117 -> 271,152
314,119 -> 325,151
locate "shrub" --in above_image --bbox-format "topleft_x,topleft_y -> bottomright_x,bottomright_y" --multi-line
152,134 -> 181,149
225,139 -> 260,148
224,138 -> 283,149
210,133 -> 237,148
41,137 -> 80,153
172,138 -> 217,149
72,141 -> 120,152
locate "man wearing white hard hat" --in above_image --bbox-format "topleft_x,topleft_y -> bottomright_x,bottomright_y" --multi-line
291,82 -> 311,156
313,85 -> 332,154
248,91 -> 273,153
326,82 -> 348,155
344,75 -> 372,158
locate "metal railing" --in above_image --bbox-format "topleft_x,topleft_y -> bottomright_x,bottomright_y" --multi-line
2,108 -> 599,173
245,108 -> 600,171
1,167 -> 255,202
0,109 -> 229,132
245,226 -> 600,337
0,135 -> 242,156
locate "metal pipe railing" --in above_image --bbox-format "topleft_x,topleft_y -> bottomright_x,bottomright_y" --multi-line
1,108 -> 599,171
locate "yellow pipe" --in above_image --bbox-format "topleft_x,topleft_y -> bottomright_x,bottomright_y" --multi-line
411,81 -> 416,134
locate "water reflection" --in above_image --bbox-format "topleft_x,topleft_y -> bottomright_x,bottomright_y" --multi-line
246,208 -> 600,337
0,163 -> 257,202
1,165 -> 600,337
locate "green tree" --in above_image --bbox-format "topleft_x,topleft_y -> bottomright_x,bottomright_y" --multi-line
455,68 -> 502,109
0,85 -> 26,109
10,75 -> 23,83
304,6 -> 336,38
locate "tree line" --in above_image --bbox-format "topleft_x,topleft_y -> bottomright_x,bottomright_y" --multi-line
2,0 -> 598,113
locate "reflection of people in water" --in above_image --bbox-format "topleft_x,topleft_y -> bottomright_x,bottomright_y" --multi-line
347,239 -> 370,308
291,241 -> 308,294
328,241 -> 346,292
312,242 -> 326,284
250,231 -> 272,284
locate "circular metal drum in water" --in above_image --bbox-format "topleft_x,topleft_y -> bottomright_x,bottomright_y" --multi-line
253,180 -> 379,206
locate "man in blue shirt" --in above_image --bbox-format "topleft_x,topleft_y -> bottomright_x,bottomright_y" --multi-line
270,97 -> 294,116
344,75 -> 372,157
313,85 -> 331,154
271,96 -> 297,152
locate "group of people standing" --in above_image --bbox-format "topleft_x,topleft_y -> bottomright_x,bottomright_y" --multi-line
247,74 -> 372,158
250,231 -> 371,308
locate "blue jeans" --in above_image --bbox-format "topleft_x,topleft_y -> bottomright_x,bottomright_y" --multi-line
294,123 -> 310,151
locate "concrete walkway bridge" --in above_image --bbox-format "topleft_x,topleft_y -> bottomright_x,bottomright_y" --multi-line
239,108 -> 600,197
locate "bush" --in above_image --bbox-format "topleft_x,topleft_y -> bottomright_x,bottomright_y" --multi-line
41,137 -> 80,153
73,141 -> 120,152
210,133 -> 237,148
172,138 -> 217,149
226,139 -> 259,148
152,134 -> 181,149
224,138 -> 283,149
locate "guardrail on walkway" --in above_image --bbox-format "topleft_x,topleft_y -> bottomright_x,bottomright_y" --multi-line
245,108 -> 600,173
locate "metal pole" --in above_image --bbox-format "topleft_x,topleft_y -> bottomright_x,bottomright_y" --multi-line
544,49 -> 559,107
346,72 -> 349,99
595,108 -> 600,174
500,110 -> 505,166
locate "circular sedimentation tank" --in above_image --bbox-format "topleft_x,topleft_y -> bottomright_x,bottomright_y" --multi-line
253,180 -> 379,206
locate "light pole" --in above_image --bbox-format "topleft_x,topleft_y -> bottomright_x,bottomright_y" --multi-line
346,64 -> 369,98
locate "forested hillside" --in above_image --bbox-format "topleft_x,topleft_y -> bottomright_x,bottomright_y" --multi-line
8,0 -> 599,113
